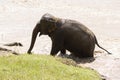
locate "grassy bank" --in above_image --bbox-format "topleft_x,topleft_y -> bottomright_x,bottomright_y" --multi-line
0,54 -> 101,80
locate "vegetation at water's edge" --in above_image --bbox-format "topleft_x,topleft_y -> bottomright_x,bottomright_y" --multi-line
0,54 -> 101,80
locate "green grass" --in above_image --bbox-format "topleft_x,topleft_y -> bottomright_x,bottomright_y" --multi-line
0,54 -> 101,80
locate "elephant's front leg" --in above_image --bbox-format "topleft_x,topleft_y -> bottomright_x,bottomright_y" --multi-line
50,40 -> 63,56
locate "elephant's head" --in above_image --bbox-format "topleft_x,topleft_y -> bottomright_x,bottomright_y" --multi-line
27,13 -> 62,54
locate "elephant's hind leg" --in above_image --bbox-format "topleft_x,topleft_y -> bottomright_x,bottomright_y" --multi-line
60,48 -> 66,54
71,51 -> 94,58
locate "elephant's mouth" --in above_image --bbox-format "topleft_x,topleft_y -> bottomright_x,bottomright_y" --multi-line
39,32 -> 42,37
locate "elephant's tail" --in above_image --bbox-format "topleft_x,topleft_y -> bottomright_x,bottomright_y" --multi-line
94,36 -> 112,54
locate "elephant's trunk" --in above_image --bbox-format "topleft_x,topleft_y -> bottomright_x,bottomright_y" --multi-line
27,24 -> 40,54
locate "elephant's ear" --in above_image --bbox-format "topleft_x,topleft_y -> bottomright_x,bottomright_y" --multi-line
48,18 -> 60,33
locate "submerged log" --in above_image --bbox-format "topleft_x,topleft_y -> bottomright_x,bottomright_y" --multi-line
4,42 -> 23,47
0,47 -> 19,55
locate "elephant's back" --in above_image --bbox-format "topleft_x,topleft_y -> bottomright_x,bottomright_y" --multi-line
61,20 -> 95,52
61,19 -> 95,39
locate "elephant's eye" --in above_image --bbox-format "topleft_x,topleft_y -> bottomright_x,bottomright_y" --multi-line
48,18 -> 54,22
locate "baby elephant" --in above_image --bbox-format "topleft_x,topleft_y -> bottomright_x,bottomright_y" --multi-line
27,13 -> 111,58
